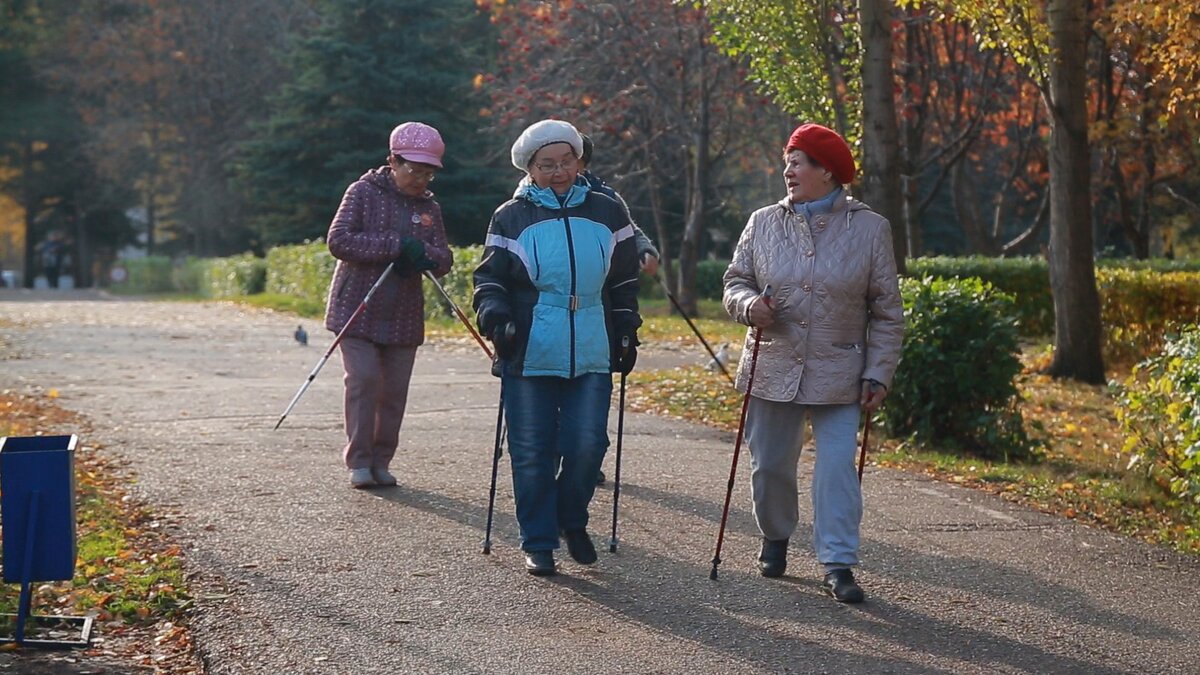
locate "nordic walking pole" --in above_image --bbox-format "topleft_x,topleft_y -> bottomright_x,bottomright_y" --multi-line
710,285 -> 772,580
482,323 -> 515,554
609,335 -> 631,553
482,378 -> 505,554
274,262 -> 397,430
424,270 -> 492,359
857,414 -> 871,482
656,274 -> 735,386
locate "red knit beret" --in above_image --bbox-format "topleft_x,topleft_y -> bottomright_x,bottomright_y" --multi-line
785,123 -> 856,185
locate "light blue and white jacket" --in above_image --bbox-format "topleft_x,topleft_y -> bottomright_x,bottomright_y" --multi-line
472,178 -> 641,378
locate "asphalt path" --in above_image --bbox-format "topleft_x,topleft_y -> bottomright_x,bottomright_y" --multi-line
3,290 -> 1199,674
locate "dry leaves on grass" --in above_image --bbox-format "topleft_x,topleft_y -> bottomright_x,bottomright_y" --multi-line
0,390 -> 203,673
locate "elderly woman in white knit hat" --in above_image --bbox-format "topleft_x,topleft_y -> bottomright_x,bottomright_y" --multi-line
324,121 -> 453,489
723,123 -> 903,602
473,119 -> 642,576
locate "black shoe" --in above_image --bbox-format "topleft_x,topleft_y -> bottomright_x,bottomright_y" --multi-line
823,568 -> 865,603
562,529 -> 598,565
523,551 -> 556,576
758,538 -> 788,578
596,471 -> 607,486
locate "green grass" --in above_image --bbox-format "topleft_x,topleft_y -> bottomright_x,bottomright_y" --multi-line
0,400 -> 191,629
237,292 -> 326,318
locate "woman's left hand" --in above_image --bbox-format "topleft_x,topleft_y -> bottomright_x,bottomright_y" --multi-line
860,380 -> 887,412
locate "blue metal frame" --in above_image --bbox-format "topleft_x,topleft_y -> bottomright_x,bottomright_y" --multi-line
1,434 -> 93,648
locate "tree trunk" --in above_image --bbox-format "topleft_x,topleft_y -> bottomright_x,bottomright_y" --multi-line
859,0 -> 907,273
1045,0 -> 1104,383
676,43 -> 710,317
901,11 -> 923,257
21,140 -> 36,289
952,162 -> 995,254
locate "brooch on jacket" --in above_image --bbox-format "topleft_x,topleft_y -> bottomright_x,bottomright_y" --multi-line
411,211 -> 434,228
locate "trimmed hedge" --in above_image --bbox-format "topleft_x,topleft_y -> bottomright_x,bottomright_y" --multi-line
111,256 -> 177,294
908,256 -> 1200,365
201,253 -> 266,298
422,245 -> 482,320
265,241 -> 336,303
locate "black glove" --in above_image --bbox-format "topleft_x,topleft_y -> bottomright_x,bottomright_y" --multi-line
413,255 -> 437,272
394,236 -> 431,273
491,321 -> 517,360
613,334 -> 638,375
398,236 -> 426,262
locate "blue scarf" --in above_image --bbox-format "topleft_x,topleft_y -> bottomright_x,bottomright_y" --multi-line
792,186 -> 843,221
514,176 -> 590,210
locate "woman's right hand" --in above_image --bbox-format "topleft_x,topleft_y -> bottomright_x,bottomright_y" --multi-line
748,295 -> 775,328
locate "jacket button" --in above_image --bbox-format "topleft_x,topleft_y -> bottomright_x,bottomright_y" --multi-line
805,250 -> 814,257
797,357 -> 805,364
799,321 -> 808,328
803,285 -> 812,292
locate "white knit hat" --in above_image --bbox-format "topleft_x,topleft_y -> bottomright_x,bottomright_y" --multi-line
510,120 -> 583,171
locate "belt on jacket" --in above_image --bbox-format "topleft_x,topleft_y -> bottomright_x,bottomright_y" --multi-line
516,290 -> 603,311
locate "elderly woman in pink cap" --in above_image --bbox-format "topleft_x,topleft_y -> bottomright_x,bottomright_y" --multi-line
723,123 -> 904,603
324,122 -> 453,488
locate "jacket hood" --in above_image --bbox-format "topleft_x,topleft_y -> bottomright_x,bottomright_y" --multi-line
361,166 -> 434,200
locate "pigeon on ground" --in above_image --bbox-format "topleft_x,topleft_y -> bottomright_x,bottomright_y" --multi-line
706,342 -> 731,371
294,325 -> 308,346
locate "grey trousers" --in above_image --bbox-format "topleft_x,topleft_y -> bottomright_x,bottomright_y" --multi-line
745,397 -> 863,567
338,337 -> 417,470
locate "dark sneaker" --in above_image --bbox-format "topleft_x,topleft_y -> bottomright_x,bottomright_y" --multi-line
524,551 -> 556,576
823,568 -> 865,603
596,471 -> 607,486
758,538 -> 788,578
562,529 -> 598,565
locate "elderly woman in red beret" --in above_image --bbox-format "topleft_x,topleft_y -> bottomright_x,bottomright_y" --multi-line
722,123 -> 904,603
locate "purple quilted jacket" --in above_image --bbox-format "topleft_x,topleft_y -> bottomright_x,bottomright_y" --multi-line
323,166 -> 452,346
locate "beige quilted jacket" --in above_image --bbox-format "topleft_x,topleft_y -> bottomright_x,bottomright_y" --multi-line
722,194 -> 904,404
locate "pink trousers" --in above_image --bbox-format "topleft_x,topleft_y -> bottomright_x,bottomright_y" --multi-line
338,337 -> 418,470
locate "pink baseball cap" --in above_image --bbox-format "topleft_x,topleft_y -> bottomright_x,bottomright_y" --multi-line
389,122 -> 445,168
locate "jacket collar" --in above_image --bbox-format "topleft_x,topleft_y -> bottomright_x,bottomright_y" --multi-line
515,176 -> 590,210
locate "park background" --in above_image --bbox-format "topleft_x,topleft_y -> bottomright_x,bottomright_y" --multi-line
3,0 -> 1200,666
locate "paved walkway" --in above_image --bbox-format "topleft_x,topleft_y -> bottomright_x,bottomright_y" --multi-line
3,290 -> 1199,674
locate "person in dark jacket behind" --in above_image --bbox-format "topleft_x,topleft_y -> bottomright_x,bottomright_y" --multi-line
473,119 -> 641,576
324,121 -> 453,489
577,132 -> 660,486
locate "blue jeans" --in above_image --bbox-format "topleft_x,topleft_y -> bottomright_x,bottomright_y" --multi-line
502,372 -> 612,552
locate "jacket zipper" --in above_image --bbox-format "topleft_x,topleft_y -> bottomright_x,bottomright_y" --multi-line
562,210 -> 578,378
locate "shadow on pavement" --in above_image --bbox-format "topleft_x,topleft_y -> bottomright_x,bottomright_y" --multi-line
366,482 -> 1140,674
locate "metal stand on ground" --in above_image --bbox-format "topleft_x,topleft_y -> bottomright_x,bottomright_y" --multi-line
1,435 -> 93,648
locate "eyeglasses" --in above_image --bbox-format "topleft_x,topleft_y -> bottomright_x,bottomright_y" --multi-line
532,156 -> 579,174
400,163 -> 437,182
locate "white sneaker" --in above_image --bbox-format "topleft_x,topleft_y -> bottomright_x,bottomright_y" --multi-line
372,467 -> 398,486
349,468 -> 376,488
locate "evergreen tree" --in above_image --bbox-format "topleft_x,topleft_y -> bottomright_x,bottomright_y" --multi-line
236,0 -> 504,246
